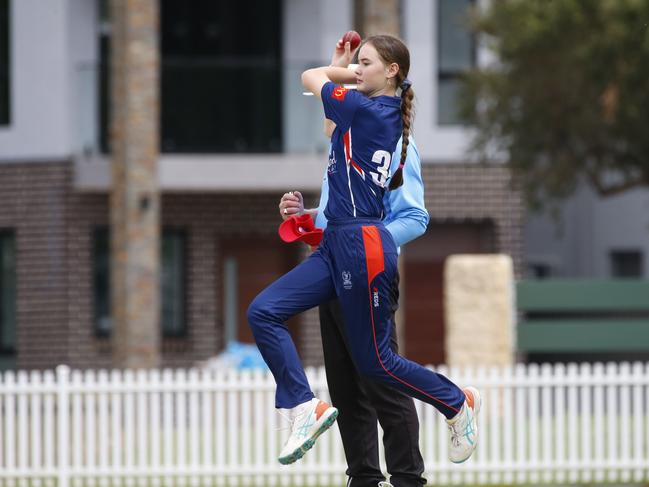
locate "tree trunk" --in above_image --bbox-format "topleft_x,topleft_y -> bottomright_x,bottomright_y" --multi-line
110,0 -> 160,369
354,0 -> 401,37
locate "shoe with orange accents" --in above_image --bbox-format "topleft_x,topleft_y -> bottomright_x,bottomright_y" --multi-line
446,386 -> 482,463
278,398 -> 338,465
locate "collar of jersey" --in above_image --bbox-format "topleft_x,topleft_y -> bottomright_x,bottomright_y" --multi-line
370,95 -> 401,107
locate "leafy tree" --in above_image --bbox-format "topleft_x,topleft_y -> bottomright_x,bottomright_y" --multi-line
460,0 -> 649,209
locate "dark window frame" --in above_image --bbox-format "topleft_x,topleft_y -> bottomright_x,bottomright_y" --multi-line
98,0 -> 283,153
528,262 -> 552,280
160,226 -> 188,338
610,249 -> 644,278
0,0 -> 11,126
0,230 -> 16,355
93,227 -> 111,337
436,0 -> 477,126
93,226 -> 189,338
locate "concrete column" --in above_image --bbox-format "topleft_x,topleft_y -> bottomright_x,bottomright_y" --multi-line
444,255 -> 515,367
110,0 -> 160,369
355,0 -> 401,37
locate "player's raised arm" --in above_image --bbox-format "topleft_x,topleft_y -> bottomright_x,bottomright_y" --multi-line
301,66 -> 357,100
302,34 -> 360,99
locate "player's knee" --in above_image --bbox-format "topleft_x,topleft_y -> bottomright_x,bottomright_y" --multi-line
247,294 -> 273,331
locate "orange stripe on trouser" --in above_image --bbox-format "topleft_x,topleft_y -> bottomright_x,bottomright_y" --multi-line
361,225 -> 461,415
361,226 -> 384,284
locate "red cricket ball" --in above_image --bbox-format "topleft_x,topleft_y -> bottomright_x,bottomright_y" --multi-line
342,30 -> 362,51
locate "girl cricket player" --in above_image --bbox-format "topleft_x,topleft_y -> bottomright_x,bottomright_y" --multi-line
247,35 -> 481,466
277,36 -> 428,487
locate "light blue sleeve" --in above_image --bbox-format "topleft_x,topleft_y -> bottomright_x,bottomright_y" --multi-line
383,138 -> 429,248
314,167 -> 329,230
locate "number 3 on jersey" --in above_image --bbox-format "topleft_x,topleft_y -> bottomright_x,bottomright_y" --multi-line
371,150 -> 392,187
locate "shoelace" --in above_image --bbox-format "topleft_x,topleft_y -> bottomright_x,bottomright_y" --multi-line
447,409 -> 468,447
276,403 -> 310,432
448,422 -> 462,447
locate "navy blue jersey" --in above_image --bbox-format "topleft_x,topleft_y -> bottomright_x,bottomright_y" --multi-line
320,81 -> 402,222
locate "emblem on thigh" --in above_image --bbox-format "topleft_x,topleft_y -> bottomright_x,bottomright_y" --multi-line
342,271 -> 352,290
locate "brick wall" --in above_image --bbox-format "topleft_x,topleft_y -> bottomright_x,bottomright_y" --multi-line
1,161 -> 322,369
67,184 -> 322,370
0,160 -> 522,370
0,162 -> 71,369
422,163 -> 524,277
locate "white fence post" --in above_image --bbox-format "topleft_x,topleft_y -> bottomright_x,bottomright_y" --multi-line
56,365 -> 70,487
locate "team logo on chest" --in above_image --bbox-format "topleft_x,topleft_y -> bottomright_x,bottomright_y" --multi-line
373,287 -> 380,307
327,148 -> 337,174
342,271 -> 352,290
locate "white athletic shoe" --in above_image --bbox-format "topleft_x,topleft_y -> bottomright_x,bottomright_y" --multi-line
446,386 -> 482,463
278,398 -> 338,465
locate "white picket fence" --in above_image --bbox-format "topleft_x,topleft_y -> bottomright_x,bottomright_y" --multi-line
0,363 -> 648,487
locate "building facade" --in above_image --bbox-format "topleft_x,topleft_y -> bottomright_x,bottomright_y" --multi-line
525,184 -> 649,280
0,0 -> 523,370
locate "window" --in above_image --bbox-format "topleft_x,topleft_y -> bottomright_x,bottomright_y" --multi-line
99,0 -> 282,153
0,0 -> 10,125
93,228 -> 111,335
0,232 -> 16,356
93,227 -> 187,337
222,256 -> 237,345
98,0 -> 110,152
437,0 -> 475,125
529,263 -> 552,279
160,229 -> 186,336
610,250 -> 643,278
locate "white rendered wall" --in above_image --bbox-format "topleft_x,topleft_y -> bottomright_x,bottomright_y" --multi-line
0,0 -> 98,162
1,0 -> 68,160
591,188 -> 649,277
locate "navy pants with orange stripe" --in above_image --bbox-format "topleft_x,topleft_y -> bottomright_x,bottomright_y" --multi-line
247,218 -> 465,418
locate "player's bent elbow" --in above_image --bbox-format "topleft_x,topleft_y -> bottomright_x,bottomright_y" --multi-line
301,68 -> 327,97
301,69 -> 316,89
413,218 -> 428,240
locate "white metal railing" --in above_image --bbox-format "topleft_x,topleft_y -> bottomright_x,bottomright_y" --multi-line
0,363 -> 648,486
